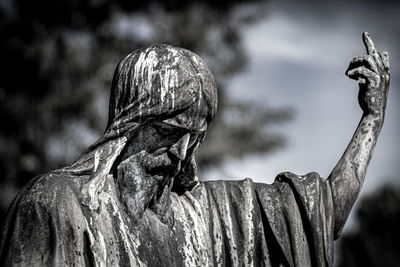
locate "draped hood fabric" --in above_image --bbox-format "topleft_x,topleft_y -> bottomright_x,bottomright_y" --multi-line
66,43 -> 217,173
104,44 -> 217,144
1,45 -> 341,266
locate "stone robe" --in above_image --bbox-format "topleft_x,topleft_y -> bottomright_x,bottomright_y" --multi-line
0,171 -> 337,266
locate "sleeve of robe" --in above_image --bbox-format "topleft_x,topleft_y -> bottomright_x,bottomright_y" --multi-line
198,171 -> 337,267
0,174 -> 92,267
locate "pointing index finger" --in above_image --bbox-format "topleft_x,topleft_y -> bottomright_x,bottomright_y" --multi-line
363,32 -> 377,55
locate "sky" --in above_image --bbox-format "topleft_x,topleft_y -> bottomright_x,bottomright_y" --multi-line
204,0 -> 400,232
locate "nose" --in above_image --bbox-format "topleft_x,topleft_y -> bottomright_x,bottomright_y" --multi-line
168,133 -> 190,161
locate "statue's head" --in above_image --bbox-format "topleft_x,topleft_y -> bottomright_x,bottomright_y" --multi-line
106,44 -> 218,193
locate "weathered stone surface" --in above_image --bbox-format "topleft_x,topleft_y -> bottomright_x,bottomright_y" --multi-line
0,33 -> 390,266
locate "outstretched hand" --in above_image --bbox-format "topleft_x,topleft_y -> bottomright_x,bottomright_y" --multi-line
346,32 -> 390,116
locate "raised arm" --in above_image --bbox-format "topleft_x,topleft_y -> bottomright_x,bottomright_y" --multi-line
328,32 -> 390,237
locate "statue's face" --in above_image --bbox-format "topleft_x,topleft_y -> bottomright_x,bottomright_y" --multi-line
144,122 -> 203,177
149,105 -> 207,154
123,106 -> 207,179
114,109 -> 207,221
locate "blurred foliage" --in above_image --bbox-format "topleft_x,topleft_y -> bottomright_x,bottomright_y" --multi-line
338,184 -> 400,267
0,0 -> 293,225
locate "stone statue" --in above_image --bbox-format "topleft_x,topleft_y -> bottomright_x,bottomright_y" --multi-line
0,32 -> 390,266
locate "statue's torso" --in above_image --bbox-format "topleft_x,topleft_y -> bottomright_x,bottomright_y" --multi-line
84,176 -> 213,267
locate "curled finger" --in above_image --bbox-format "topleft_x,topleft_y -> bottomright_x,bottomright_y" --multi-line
379,51 -> 390,71
347,55 -> 379,74
346,66 -> 381,87
372,51 -> 384,70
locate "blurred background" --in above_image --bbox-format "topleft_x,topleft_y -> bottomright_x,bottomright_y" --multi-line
0,0 -> 399,265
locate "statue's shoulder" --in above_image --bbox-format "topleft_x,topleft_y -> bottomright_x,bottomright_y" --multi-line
10,171 -> 81,214
1,172 -> 89,266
